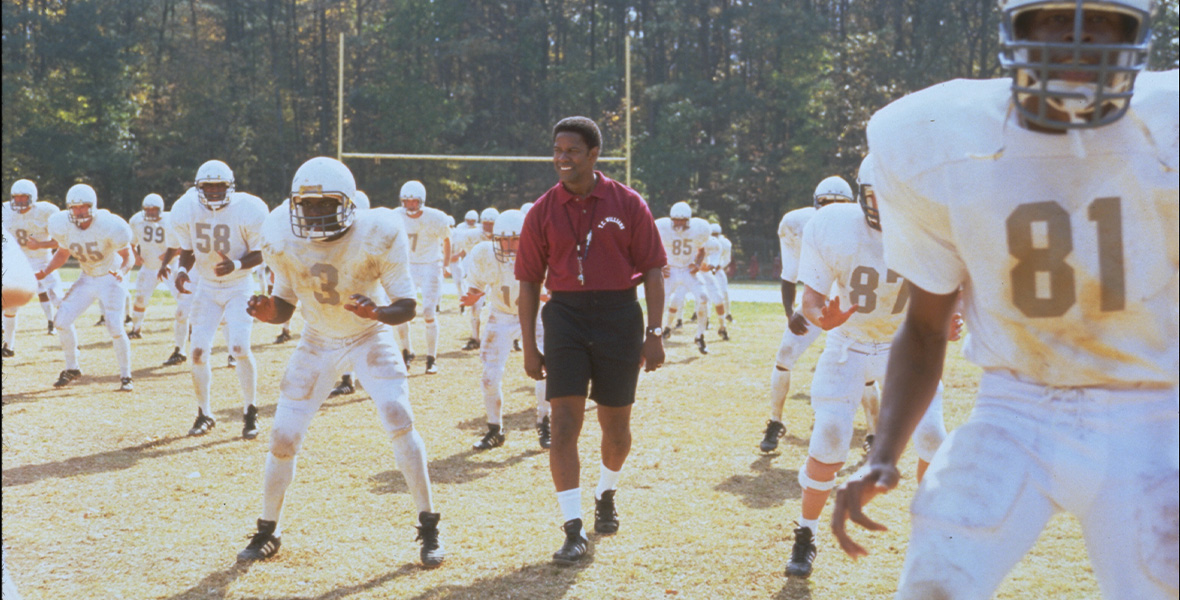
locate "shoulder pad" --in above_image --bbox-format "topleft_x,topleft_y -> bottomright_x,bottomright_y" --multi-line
358,207 -> 407,256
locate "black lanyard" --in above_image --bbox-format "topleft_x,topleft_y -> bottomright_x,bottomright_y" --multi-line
559,192 -> 598,287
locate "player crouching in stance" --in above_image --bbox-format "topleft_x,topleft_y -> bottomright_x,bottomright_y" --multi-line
784,156 -> 949,579
460,210 -> 551,450
833,3 -> 1177,599
37,184 -> 136,391
239,157 -> 444,568
3,178 -> 64,357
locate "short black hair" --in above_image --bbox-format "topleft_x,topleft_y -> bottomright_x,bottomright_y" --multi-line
553,116 -> 602,151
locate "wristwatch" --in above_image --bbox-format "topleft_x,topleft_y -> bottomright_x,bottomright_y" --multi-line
646,326 -> 663,338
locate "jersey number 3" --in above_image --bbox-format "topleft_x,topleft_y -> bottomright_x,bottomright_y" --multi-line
1007,197 -> 1124,318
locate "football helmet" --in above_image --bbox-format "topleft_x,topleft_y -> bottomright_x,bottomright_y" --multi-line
710,223 -> 722,236
857,156 -> 881,231
10,179 -> 37,213
998,0 -> 1154,129
354,190 -> 371,210
142,193 -> 165,222
400,180 -> 426,216
813,176 -> 854,208
195,160 -> 235,211
520,202 -> 534,216
66,184 -> 98,227
464,209 -> 479,224
492,209 -> 525,264
670,201 -> 692,230
480,207 -> 500,234
289,157 -> 357,241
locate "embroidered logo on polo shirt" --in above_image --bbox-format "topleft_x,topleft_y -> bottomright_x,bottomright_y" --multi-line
598,217 -> 625,230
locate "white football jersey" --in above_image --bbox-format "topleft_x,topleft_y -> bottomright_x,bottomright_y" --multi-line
393,206 -> 452,264
262,204 -> 416,341
703,236 -> 723,269
717,235 -> 733,268
453,226 -> 490,257
798,203 -> 907,345
656,216 -> 712,269
451,221 -> 476,249
47,209 -> 133,277
465,241 -> 520,316
3,201 -> 60,262
869,72 -> 1179,387
779,207 -> 817,282
129,210 -> 173,270
170,188 -> 269,285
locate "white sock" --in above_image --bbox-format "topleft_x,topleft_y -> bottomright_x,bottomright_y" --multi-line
769,368 -> 791,422
595,463 -> 621,500
397,323 -> 413,354
535,383 -> 549,420
664,309 -> 677,329
261,452 -> 296,533
112,334 -> 131,378
556,488 -> 582,524
172,316 -> 188,350
799,517 -> 819,536
3,315 -> 15,349
58,324 -> 79,370
695,305 -> 708,337
391,429 -> 434,513
482,381 -> 503,426
131,307 -> 146,331
425,320 -> 438,357
39,300 -> 54,322
193,358 -> 213,416
235,352 -> 257,409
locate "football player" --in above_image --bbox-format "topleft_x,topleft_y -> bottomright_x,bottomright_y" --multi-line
37,184 -> 136,391
239,156 -> 444,567
170,160 -> 269,438
697,224 -> 730,340
3,179 -> 64,356
393,180 -> 452,374
2,228 -> 37,311
784,156 -> 949,579
833,3 -> 1178,598
655,202 -> 714,354
460,210 -> 551,450
710,223 -> 734,322
760,175 -> 870,453
450,209 -> 479,307
126,194 -> 175,339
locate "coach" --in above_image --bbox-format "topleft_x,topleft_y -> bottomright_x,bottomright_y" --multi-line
516,116 -> 667,565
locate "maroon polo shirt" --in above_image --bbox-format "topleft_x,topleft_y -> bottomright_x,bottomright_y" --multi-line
516,171 -> 666,291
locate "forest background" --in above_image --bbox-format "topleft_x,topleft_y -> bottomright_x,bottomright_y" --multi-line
3,0 -> 1178,275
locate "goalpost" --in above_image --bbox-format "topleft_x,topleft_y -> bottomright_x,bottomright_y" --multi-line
336,34 -> 633,187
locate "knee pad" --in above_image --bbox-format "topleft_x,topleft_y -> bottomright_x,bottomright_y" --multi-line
269,427 -> 306,460
104,316 -> 125,339
421,304 -> 437,320
481,369 -> 504,398
378,397 -> 415,438
797,461 -> 839,492
808,403 -> 856,465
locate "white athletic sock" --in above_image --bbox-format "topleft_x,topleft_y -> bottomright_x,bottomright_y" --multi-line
695,305 -> 708,337
261,452 -> 296,532
595,463 -> 621,500
482,383 -> 502,426
112,333 -> 131,378
58,324 -> 79,370
799,517 -> 819,536
193,358 -> 213,416
3,315 -> 16,349
235,352 -> 257,409
556,488 -> 582,524
664,308 -> 677,329
769,368 -> 791,422
131,307 -> 146,331
425,320 -> 439,358
397,323 -> 413,354
391,429 -> 434,513
172,315 -> 188,351
535,382 -> 549,420
39,300 -> 54,322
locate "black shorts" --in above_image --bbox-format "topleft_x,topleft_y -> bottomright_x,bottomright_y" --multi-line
542,289 -> 644,407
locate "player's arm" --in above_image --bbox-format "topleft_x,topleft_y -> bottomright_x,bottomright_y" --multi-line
799,284 -> 857,331
247,294 -> 296,325
132,243 -> 145,267
442,236 -> 452,269
36,247 -> 72,280
344,295 -> 416,326
157,247 -> 179,281
24,237 -> 58,251
640,266 -> 665,372
519,280 -> 544,380
690,246 -> 705,274
174,249 -> 196,293
831,284 -> 958,558
110,245 -> 134,281
214,249 -> 262,277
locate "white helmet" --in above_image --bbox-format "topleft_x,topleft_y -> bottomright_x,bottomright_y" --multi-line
195,160 -> 235,211
492,209 -> 526,263
710,223 -> 722,236
998,0 -> 1155,129
480,207 -> 500,223
66,184 -> 98,227
670,201 -> 692,220
813,175 -> 854,208
520,202 -> 534,216
464,209 -> 479,222
10,179 -> 37,212
857,155 -> 881,231
289,157 -> 358,240
142,193 -> 165,221
354,190 -> 371,210
400,180 -> 426,215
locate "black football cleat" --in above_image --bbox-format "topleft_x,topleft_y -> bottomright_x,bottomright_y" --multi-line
785,526 -> 817,578
416,512 -> 445,568
425,356 -> 438,374
760,420 -> 786,452
329,375 -> 355,397
95,315 -> 106,326
127,329 -> 142,340
402,349 -> 415,366
274,329 -> 292,344
513,339 -> 522,352
537,416 -> 551,449
718,327 -> 729,341
473,424 -> 505,451
242,405 -> 259,439
725,313 -> 734,322
163,347 -> 187,366
552,519 -> 589,565
226,355 -> 237,369
594,490 -> 619,534
188,411 -> 216,436
47,320 -> 55,335
2,345 -> 13,358
53,369 -> 82,387
237,519 -> 281,561
118,377 -> 134,392
694,335 -> 708,355
462,338 -> 480,351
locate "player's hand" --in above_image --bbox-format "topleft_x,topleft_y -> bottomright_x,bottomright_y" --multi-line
523,345 -> 546,381
459,289 -> 484,307
948,312 -> 965,342
343,294 -> 380,321
213,251 -> 236,277
175,271 -> 192,294
689,264 -> 700,275
661,266 -> 671,278
443,266 -> 452,278
25,238 -> 46,250
788,311 -> 810,335
831,463 -> 901,559
639,334 -> 665,372
35,270 -> 47,281
157,265 -> 171,282
134,253 -> 144,267
108,270 -> 124,282
817,297 -> 858,331
247,294 -> 278,322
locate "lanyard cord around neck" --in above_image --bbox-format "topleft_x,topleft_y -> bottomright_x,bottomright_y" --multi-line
559,186 -> 598,286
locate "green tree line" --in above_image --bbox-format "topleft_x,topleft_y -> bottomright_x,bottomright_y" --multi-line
3,0 -> 1177,276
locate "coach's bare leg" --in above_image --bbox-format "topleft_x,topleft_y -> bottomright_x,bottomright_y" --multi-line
597,404 -> 633,472
549,395 -> 587,492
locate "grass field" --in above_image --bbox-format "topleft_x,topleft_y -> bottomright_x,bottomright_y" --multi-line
2,274 -> 1101,599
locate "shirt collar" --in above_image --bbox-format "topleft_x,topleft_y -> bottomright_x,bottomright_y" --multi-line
556,171 -> 607,205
